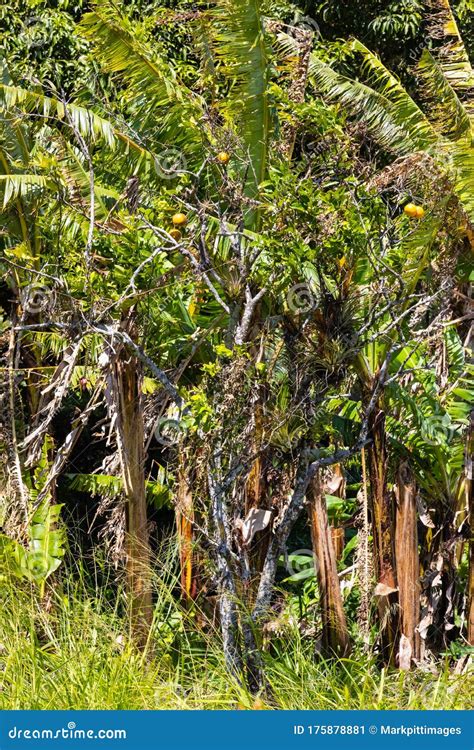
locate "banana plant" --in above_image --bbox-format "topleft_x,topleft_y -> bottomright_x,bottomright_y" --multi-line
300,0 -> 473,659
309,2 -> 474,227
0,440 -> 65,596
0,502 -> 64,594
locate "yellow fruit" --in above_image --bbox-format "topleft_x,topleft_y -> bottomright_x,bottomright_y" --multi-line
172,212 -> 187,226
169,228 -> 182,242
404,203 -> 418,218
415,205 -> 425,219
217,151 -> 230,164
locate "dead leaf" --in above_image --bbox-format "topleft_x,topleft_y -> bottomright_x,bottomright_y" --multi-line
374,582 -> 399,597
398,634 -> 412,670
239,508 -> 272,545
417,612 -> 432,640
416,495 -> 435,528
324,466 -> 345,496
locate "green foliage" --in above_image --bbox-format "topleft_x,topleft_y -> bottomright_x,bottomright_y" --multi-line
0,502 -> 65,586
0,0 -> 472,700
0,0 -> 90,91
1,571 -> 472,709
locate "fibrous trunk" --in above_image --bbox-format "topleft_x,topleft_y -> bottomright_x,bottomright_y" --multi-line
115,339 -> 152,647
308,471 -> 351,657
395,462 -> 420,667
368,407 -> 399,662
176,459 -> 196,604
467,412 -> 474,645
244,392 -> 271,595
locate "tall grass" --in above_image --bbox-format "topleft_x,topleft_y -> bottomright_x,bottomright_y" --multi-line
0,553 -> 472,710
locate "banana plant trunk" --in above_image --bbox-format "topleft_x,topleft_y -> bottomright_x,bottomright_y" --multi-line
244,392 -> 272,590
308,471 -> 351,657
368,407 -> 399,662
395,462 -> 420,667
176,458 -> 196,605
115,340 -> 153,648
467,411 -> 474,646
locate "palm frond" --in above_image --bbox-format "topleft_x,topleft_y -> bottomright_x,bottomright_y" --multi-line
80,1 -> 205,162
309,46 -> 437,155
210,0 -> 270,209
451,135 -> 474,223
0,173 -> 52,208
396,199 -> 449,286
426,0 -> 474,105
348,39 -> 438,146
0,83 -> 116,146
418,48 -> 472,139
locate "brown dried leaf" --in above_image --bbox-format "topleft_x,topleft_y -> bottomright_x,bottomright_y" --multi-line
398,634 -> 412,670
374,582 -> 399,597
240,508 -> 272,545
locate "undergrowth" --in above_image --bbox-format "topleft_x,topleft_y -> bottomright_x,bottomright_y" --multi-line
0,560 -> 472,710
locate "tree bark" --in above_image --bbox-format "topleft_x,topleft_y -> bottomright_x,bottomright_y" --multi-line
176,459 -> 195,604
395,462 -> 420,667
115,340 -> 152,648
308,471 -> 351,657
467,411 -> 474,645
244,392 -> 273,597
207,464 -> 242,679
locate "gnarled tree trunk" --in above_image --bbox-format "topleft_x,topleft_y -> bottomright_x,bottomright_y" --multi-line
176,458 -> 196,605
467,411 -> 474,645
